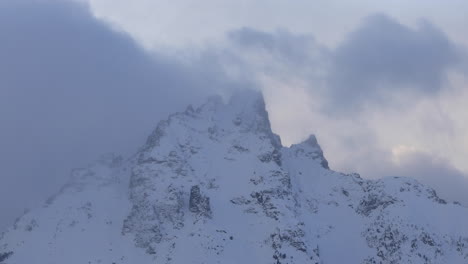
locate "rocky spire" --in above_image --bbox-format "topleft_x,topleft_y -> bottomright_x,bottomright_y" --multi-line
288,134 -> 329,169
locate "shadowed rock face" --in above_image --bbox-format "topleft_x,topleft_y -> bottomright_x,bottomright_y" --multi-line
356,194 -> 396,216
189,185 -> 212,218
1,90 -> 468,264
0,251 -> 13,262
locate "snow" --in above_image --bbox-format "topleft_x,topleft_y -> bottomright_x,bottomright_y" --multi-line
1,90 -> 468,263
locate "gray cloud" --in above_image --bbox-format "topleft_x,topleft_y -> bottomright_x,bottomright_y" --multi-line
228,27 -> 322,67
355,150 -> 468,206
0,0 -> 245,231
221,15 -> 468,207
325,127 -> 468,205
394,152 -> 468,205
2,0 -> 467,233
224,27 -> 330,91
327,14 -> 462,112
228,27 -> 329,69
228,14 -> 464,113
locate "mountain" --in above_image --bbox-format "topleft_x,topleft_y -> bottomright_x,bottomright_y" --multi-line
1,90 -> 467,264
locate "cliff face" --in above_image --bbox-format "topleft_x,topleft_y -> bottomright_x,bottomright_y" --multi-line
1,90 -> 468,264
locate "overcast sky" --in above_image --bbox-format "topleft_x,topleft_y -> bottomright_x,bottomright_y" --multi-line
1,0 -> 467,230
88,0 -> 468,202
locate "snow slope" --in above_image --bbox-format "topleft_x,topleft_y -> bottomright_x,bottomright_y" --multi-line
1,90 -> 468,264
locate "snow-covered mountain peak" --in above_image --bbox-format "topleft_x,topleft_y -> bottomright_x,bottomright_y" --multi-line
300,134 -> 320,148
226,89 -> 274,135
287,135 -> 329,169
1,91 -> 468,264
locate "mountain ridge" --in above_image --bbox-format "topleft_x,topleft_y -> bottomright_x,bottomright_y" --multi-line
1,90 -> 468,264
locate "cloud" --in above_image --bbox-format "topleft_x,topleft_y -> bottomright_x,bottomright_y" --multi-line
1,1 -> 467,233
228,27 -> 321,66
0,0 -> 245,231
227,27 -> 329,74
227,14 -> 464,114
357,148 -> 468,206
218,15 -> 468,207
327,14 -> 462,112
394,151 -> 468,205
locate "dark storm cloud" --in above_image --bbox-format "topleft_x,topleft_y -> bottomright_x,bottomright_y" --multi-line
0,0 -> 245,230
328,14 -> 462,112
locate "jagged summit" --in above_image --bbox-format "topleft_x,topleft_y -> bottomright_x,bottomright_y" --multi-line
1,91 -> 468,264
288,135 -> 329,169
143,90 -> 282,160
301,134 -> 320,147
193,89 -> 266,116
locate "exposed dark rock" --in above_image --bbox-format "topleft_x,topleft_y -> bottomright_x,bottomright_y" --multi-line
154,189 -> 185,230
143,120 -> 169,152
357,194 -> 396,216
189,185 -> 212,218
232,144 -> 249,153
364,221 -> 408,263
25,219 -> 38,232
270,227 -> 319,264
342,189 -> 350,197
258,149 -> 282,166
0,251 -> 13,262
251,191 -> 281,220
230,196 -> 251,205
427,189 -> 447,204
